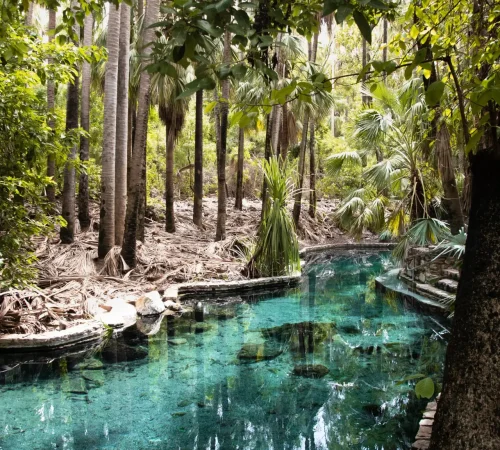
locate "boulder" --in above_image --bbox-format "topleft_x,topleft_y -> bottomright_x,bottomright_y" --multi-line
136,291 -> 165,316
293,364 -> 329,378
164,299 -> 182,312
237,343 -> 283,362
98,298 -> 137,328
136,315 -> 165,336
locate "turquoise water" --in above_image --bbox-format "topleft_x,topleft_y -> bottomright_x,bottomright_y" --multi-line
0,252 -> 447,450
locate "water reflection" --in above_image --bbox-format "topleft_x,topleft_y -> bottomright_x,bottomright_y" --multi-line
0,252 -> 447,450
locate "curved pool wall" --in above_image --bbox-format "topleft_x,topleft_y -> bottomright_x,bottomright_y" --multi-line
0,251 -> 447,450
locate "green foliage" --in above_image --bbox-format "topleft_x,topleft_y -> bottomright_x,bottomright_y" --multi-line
433,227 -> 467,262
246,157 -> 300,278
415,377 -> 435,399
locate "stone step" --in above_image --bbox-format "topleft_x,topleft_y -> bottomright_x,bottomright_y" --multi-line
415,283 -> 455,305
443,268 -> 460,281
436,278 -> 458,293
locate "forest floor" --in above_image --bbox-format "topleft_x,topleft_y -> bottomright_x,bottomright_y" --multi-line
1,197 -> 378,335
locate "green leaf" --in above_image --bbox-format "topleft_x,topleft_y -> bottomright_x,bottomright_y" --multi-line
410,25 -> 419,40
415,377 -> 434,399
371,60 -> 385,72
177,77 -> 216,99
204,101 -> 217,114
172,45 -> 185,63
335,5 -> 353,24
353,10 -> 372,45
215,0 -> 232,12
196,20 -> 224,38
231,63 -> 247,80
234,10 -> 251,29
368,0 -> 390,10
465,129 -> 484,154
425,81 -> 445,106
323,0 -> 341,17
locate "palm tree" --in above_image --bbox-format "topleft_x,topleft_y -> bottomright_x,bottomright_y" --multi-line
60,10 -> 80,244
151,68 -> 189,233
78,12 -> 93,232
234,126 -> 244,210
121,0 -> 160,267
215,30 -> 232,242
193,89 -> 204,224
46,8 -> 56,206
98,3 -> 121,257
115,3 -> 131,244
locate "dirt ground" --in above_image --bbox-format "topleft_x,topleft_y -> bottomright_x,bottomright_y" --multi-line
1,197 -> 376,334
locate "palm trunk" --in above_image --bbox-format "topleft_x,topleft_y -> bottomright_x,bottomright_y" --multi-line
308,120 -> 316,218
165,126 -> 176,233
292,113 -> 309,227
280,102 -> 289,162
429,149 -> 500,450
215,31 -> 231,242
25,3 -> 34,26
46,9 -> 57,206
121,0 -> 159,267
78,12 -> 93,232
60,13 -> 80,244
271,104 -> 281,155
361,38 -> 371,105
261,113 -> 272,221
193,89 -> 204,226
436,123 -> 464,234
127,99 -> 136,192
136,149 -> 146,242
410,170 -> 425,223
382,18 -> 388,81
235,127 -> 244,210
98,3 -> 121,258
115,4 -> 131,245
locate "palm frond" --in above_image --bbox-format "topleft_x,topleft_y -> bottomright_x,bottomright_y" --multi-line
325,151 -> 363,174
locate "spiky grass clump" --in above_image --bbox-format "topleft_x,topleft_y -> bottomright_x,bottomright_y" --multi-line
246,157 -> 300,278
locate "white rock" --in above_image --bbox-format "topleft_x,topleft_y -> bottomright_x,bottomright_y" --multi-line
98,298 -> 137,328
164,299 -> 182,311
136,291 -> 165,316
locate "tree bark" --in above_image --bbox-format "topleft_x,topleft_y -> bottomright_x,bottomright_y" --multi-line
280,101 -> 289,161
193,89 -> 204,226
429,149 -> 500,450
78,12 -> 93,232
382,18 -> 388,81
235,127 -> 244,210
261,113 -> 272,221
215,31 -> 231,242
361,38 -> 371,105
165,124 -> 176,233
115,3 -> 131,245
25,3 -> 34,26
98,3 -> 121,257
60,12 -> 80,244
436,123 -> 464,234
46,9 -> 57,207
271,104 -> 281,155
121,0 -> 159,267
308,120 -> 316,218
292,113 -> 309,228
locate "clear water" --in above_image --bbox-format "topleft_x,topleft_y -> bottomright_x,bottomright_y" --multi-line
0,251 -> 447,450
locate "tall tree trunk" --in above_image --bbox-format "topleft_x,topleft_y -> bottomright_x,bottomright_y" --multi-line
114,4 -> 131,245
361,38 -> 371,105
261,113 -> 272,221
121,0 -> 159,267
60,14 -> 80,244
410,170 -> 425,223
98,3 -> 121,257
292,113 -> 309,228
235,127 -> 244,210
193,89 -> 204,226
429,150 -> 500,450
382,18 -> 388,81
25,3 -> 34,26
308,120 -> 316,218
78,13 -> 93,232
280,102 -> 289,161
136,148 -> 146,242
436,123 -> 464,234
215,31 -> 231,242
46,9 -> 57,206
165,126 -> 176,233
271,104 -> 281,155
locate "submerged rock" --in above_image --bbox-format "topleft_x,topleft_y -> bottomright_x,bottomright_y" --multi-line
100,340 -> 148,363
136,291 -> 165,316
293,364 -> 330,378
136,315 -> 165,336
338,325 -> 361,335
74,358 -> 104,371
164,300 -> 183,312
353,345 -> 381,355
168,338 -> 188,346
237,343 -> 283,362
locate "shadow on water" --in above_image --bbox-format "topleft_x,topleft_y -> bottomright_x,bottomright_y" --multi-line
0,252 -> 448,450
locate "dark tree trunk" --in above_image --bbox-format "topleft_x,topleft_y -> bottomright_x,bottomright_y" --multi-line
136,146 -> 146,242
127,100 -> 136,192
308,120 -> 316,218
215,31 -> 231,242
165,126 -> 175,233
60,68 -> 80,243
410,170 -> 425,223
429,148 -> 500,450
292,113 -> 309,227
46,9 -> 57,207
235,127 -> 244,210
193,89 -> 204,226
280,102 -> 289,162
361,38 -> 371,105
436,123 -> 464,234
260,114 -> 272,221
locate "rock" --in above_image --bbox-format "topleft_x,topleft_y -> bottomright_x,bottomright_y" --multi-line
237,343 -> 283,362
100,340 -> 148,363
293,364 -> 329,378
164,300 -> 182,312
177,399 -> 191,407
74,358 -> 104,371
136,315 -> 165,336
168,338 -> 187,345
136,291 -> 165,316
98,298 -> 137,328
339,325 -> 361,335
